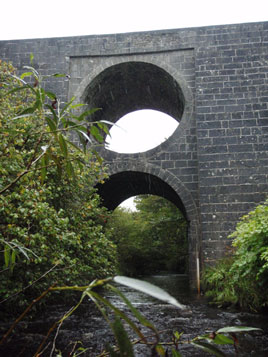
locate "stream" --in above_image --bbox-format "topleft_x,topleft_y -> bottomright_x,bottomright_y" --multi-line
0,274 -> 268,356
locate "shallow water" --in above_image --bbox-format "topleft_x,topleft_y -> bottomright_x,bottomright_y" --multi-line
0,274 -> 267,356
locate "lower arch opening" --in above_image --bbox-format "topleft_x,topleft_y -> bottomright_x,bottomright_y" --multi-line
97,171 -> 189,278
96,171 -> 187,218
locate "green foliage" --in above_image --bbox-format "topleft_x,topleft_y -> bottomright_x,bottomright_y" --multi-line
202,199 -> 268,311
201,258 -> 239,307
108,195 -> 188,276
0,60 -> 116,313
0,59 -> 110,195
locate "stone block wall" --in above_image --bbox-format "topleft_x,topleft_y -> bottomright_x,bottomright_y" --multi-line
1,21 -> 267,281
195,23 -> 268,262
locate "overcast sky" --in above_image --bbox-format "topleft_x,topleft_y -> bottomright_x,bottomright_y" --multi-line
1,0 -> 266,208
105,110 -> 178,153
1,0 -> 267,41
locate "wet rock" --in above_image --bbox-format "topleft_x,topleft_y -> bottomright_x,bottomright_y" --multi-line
82,332 -> 94,340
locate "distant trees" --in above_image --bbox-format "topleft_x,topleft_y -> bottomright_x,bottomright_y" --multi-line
108,195 -> 188,276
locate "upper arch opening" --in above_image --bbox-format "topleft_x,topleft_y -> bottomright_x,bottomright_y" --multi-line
83,61 -> 185,125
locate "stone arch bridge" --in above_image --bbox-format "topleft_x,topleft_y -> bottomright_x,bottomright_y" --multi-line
1,21 -> 268,288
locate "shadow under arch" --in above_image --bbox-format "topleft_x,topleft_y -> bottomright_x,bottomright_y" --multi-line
96,164 -> 200,289
81,61 -> 185,125
97,171 -> 188,219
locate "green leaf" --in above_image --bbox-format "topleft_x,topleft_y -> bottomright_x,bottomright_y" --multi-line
65,120 -> 81,129
111,317 -> 135,357
172,349 -> 182,357
45,117 -> 57,132
11,249 -> 16,265
52,73 -> 66,78
40,155 -> 47,184
33,90 -> 42,110
40,88 -> 46,103
23,65 -> 39,77
10,250 -> 16,273
4,245 -> 10,268
197,333 -> 234,345
174,331 -> 184,341
46,149 -> 62,177
217,326 -> 262,334
66,161 -> 75,178
44,90 -> 57,100
113,276 -> 187,310
213,334 -> 234,345
90,125 -> 104,143
20,71 -> 33,80
70,103 -> 85,109
33,100 -> 42,111
59,97 -> 75,117
191,341 -> 226,356
91,150 -> 103,164
97,122 -> 110,136
45,105 -> 58,123
76,158 -> 84,171
76,108 -> 100,121
18,106 -> 36,116
76,131 -> 88,153
58,134 -> 68,157
76,126 -> 87,133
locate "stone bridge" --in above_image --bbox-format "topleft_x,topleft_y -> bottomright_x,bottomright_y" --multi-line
1,21 -> 268,288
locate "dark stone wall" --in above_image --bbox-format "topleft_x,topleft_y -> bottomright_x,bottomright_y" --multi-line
195,23 -> 268,262
1,21 -> 267,287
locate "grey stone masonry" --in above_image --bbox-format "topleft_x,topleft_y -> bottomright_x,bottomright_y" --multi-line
1,21 -> 267,289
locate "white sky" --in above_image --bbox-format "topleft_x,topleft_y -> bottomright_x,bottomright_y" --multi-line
1,0 -> 267,41
1,0 -> 267,208
106,110 -> 178,153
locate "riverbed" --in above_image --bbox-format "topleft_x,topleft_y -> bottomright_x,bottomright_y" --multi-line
0,274 -> 267,356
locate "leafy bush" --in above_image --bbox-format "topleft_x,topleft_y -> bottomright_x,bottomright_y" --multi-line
0,60 -> 116,314
202,199 -> 268,311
